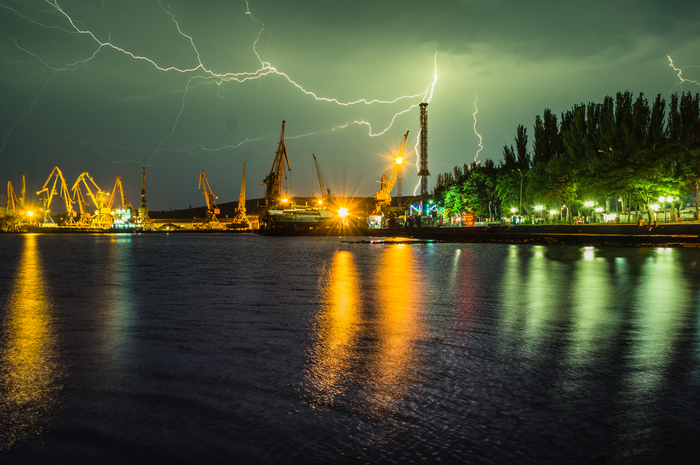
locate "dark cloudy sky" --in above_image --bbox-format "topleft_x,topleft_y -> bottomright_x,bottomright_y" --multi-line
1,0 -> 699,210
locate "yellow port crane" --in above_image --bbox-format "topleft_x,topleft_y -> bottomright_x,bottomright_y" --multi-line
71,172 -> 112,229
260,120 -> 291,207
231,163 -> 251,229
198,169 -> 220,227
4,179 -> 33,231
312,154 -> 331,202
36,166 -> 76,226
108,176 -> 134,228
373,130 -> 409,215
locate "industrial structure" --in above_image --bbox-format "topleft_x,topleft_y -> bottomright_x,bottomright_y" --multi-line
257,121 -> 335,234
198,169 -> 221,228
137,167 -> 153,230
312,154 -> 331,202
418,102 -> 430,207
2,105 -> 432,233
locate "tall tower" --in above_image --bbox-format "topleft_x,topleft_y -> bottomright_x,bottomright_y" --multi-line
418,102 -> 430,204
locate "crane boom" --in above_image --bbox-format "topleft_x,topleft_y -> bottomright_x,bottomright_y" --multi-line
374,130 -> 409,212
36,166 -> 75,225
71,172 -> 112,229
260,121 -> 291,206
312,154 -> 331,200
198,169 -> 220,226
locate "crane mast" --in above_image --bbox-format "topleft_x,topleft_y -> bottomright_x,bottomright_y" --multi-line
231,163 -> 251,229
137,167 -> 153,229
238,163 -> 247,217
198,169 -> 220,227
260,121 -> 291,207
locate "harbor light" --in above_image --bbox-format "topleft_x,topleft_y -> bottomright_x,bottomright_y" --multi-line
395,156 -> 403,165
338,207 -> 349,218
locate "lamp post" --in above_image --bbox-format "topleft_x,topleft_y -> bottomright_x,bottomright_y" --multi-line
512,169 -> 523,221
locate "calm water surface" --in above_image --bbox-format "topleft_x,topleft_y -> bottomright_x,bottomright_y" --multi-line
0,234 -> 699,464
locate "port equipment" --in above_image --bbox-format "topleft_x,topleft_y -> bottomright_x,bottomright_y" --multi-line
373,130 -> 409,215
198,169 -> 220,227
312,154 -> 331,201
36,166 -> 76,226
72,172 -> 112,229
137,167 -> 153,229
231,163 -> 251,229
108,176 -> 134,228
260,120 -> 291,207
4,179 -> 32,231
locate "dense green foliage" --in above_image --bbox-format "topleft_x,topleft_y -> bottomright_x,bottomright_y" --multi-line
433,91 -> 700,222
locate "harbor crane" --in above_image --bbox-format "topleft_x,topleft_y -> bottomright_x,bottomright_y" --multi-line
71,172 -> 112,229
198,169 -> 220,227
4,179 -> 32,231
373,130 -> 409,215
232,163 -> 251,229
260,120 -> 291,207
137,167 -> 153,229
108,176 -> 134,228
36,166 -> 76,226
312,154 -> 331,201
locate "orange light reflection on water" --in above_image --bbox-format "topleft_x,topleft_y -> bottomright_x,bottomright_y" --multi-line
307,251 -> 361,404
0,235 -> 60,451
369,244 -> 423,412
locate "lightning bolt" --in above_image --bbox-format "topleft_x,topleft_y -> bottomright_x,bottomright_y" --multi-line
1,0 -> 438,165
668,55 -> 700,89
472,95 -> 483,164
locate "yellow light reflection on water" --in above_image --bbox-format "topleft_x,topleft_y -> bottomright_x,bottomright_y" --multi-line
307,251 -> 361,403
371,244 -> 423,410
0,235 -> 59,450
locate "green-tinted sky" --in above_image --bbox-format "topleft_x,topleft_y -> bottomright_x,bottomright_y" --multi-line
1,0 -> 699,210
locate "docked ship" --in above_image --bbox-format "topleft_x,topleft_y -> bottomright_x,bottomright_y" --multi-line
256,121 -> 337,235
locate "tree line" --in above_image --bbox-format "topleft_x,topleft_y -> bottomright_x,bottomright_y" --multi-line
433,91 -> 700,223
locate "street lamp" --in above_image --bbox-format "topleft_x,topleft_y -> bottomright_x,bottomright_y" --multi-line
512,169 -> 523,220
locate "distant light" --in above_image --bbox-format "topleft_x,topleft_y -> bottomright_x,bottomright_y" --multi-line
650,204 -> 659,211
510,207 -> 517,213
338,207 -> 349,218
549,210 -> 557,215
584,201 -> 594,207
282,198 -> 288,203
317,200 -> 323,205
395,156 -> 403,165
659,196 -> 666,203
535,205 -> 543,211
26,211 -> 34,217
595,207 -> 603,213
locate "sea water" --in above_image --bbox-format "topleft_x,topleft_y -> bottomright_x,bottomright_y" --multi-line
1,233 -> 699,464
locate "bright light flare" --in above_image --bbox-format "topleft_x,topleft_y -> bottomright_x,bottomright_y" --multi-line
338,207 -> 349,218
